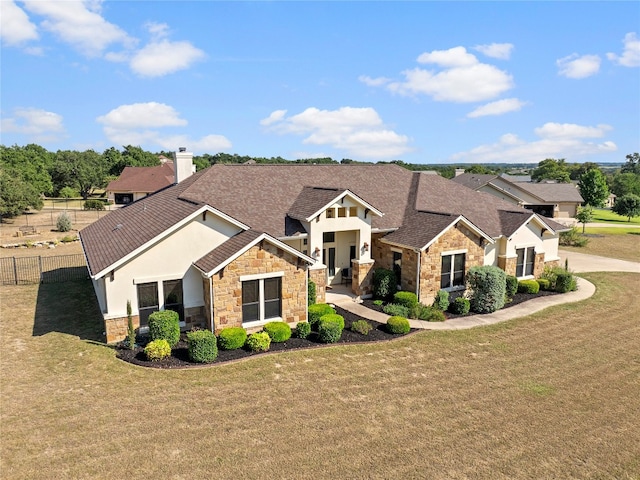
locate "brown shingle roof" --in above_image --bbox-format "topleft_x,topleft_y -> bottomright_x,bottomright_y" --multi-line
450,173 -> 498,190
193,229 -> 263,274
288,186 -> 348,221
382,211 -> 460,249
514,182 -> 584,203
106,163 -> 175,194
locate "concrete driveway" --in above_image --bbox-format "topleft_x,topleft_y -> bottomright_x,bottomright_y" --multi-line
559,250 -> 640,273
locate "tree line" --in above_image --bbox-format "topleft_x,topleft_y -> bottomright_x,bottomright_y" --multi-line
1,144 -> 639,220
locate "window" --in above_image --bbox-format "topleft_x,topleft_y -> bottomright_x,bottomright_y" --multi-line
323,231 -> 335,243
349,206 -> 358,217
516,247 -> 535,277
338,207 -> 347,217
326,208 -> 335,219
137,282 -> 158,326
393,251 -> 402,288
163,279 -> 184,322
441,253 -> 465,289
242,277 -> 282,324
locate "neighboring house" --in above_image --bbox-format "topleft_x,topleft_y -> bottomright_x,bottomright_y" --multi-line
81,153 -> 567,343
452,173 -> 584,218
105,149 -> 196,205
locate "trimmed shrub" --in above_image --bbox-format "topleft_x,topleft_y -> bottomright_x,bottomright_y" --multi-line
373,268 -> 397,300
308,280 -> 316,306
382,303 -> 410,318
518,279 -> 540,294
144,339 -> 171,361
505,275 -> 518,298
432,290 -> 449,310
559,227 -> 588,247
218,327 -> 247,350
449,297 -> 470,315
148,310 -> 180,347
536,278 -> 551,291
308,304 -> 335,327
126,300 -> 135,350
295,321 -> 311,339
351,319 -> 372,335
394,291 -> 418,310
555,271 -> 577,293
245,332 -> 271,352
467,265 -> 507,314
187,330 -> 218,363
415,305 -> 446,322
318,317 -> 343,343
373,299 -> 384,306
83,199 -> 106,211
386,316 -> 410,334
56,212 -> 72,232
263,321 -> 292,343
319,313 -> 345,330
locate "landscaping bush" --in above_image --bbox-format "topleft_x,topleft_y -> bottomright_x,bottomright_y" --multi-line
263,321 -> 292,343
308,304 -> 335,327
187,330 -> 218,363
449,297 -> 470,315
245,332 -> 271,352
382,303 -> 410,318
467,265 -> 507,314
536,278 -> 551,291
294,321 -> 311,339
555,271 -> 577,293
218,327 -> 247,350
83,199 -> 106,211
373,268 -> 397,300
559,227 -> 589,247
432,290 -> 449,310
318,316 -> 344,343
308,280 -> 316,306
386,316 -> 410,334
505,275 -> 518,298
415,305 -> 446,322
144,339 -> 171,361
394,291 -> 418,310
148,310 -> 180,347
56,212 -> 72,232
518,279 -> 540,294
59,186 -> 79,198
373,299 -> 384,306
126,300 -> 135,350
351,319 -> 373,335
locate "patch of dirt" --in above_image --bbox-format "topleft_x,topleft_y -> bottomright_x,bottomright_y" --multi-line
115,306 -> 417,369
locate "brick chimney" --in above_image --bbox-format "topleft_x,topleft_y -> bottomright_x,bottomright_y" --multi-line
174,147 -> 195,184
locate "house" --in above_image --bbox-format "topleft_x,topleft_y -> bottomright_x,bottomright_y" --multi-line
452,173 -> 584,218
105,149 -> 195,205
80,151 -> 567,343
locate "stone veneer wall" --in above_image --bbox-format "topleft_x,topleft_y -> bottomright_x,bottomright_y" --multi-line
309,267 -> 327,304
371,236 -> 418,294
499,252 -> 550,278
419,224 -> 484,305
211,242 -> 307,332
351,259 -> 374,297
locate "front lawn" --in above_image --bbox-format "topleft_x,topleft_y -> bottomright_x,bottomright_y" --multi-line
591,208 -> 640,225
562,230 -> 640,262
2,273 -> 639,479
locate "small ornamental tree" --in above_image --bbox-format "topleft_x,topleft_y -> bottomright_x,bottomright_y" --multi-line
574,205 -> 593,234
612,194 -> 640,222
126,300 -> 135,350
56,212 -> 72,232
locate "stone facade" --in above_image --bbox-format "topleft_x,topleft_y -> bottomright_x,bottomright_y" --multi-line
419,224 -> 484,305
371,237 -> 418,293
210,241 -> 307,332
309,266 -> 327,304
351,259 -> 374,297
499,252 -> 549,278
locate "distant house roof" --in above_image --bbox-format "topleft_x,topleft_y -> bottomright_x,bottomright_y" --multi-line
500,173 -> 532,182
106,163 -> 175,194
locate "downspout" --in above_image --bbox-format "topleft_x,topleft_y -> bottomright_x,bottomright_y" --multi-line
209,276 -> 214,334
415,249 -> 421,302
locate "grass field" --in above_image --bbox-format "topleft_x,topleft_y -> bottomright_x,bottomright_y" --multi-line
1,272 -> 639,479
562,229 -> 640,262
591,208 -> 640,225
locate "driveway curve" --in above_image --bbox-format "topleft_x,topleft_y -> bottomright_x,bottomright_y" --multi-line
559,250 -> 640,273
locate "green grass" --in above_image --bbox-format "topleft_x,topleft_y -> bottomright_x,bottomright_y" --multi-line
1,272 -> 639,479
585,226 -> 640,235
591,208 -> 640,225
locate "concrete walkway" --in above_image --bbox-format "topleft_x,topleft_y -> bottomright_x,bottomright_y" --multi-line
326,250 -> 639,331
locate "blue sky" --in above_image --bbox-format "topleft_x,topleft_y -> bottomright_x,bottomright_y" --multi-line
1,1 -> 639,164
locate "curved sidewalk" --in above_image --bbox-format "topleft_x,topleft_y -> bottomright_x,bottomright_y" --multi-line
329,250 -> 639,331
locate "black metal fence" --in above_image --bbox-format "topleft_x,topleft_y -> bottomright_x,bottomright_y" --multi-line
0,254 -> 88,285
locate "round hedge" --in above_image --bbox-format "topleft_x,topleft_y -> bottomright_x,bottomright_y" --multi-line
218,327 -> 247,350
263,321 -> 292,343
246,332 -> 271,352
386,316 -> 410,334
308,304 -> 335,327
187,330 -> 218,363
144,339 -> 171,361
295,321 -> 311,339
518,279 -> 540,294
394,291 -> 419,309
148,310 -> 180,347
318,318 -> 343,343
318,313 -> 344,330
449,297 -> 470,315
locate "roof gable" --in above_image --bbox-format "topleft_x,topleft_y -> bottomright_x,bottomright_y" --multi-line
288,186 -> 383,222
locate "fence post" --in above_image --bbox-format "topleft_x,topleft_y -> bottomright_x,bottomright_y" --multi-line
13,257 -> 18,285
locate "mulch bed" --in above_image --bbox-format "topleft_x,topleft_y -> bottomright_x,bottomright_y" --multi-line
115,305 -> 417,369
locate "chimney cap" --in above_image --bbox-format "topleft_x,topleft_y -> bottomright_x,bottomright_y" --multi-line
178,147 -> 186,152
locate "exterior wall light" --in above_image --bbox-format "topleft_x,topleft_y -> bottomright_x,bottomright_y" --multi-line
363,242 -> 369,251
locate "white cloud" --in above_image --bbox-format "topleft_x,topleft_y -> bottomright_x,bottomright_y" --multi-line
383,46 -> 514,102
358,75 -> 391,87
450,122 -> 616,163
0,0 -> 39,46
22,0 -> 134,57
261,106 -> 412,159
96,102 -> 230,153
467,98 -> 528,118
607,32 -> 640,67
0,107 -> 65,142
557,54 -> 601,79
473,43 -> 514,60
